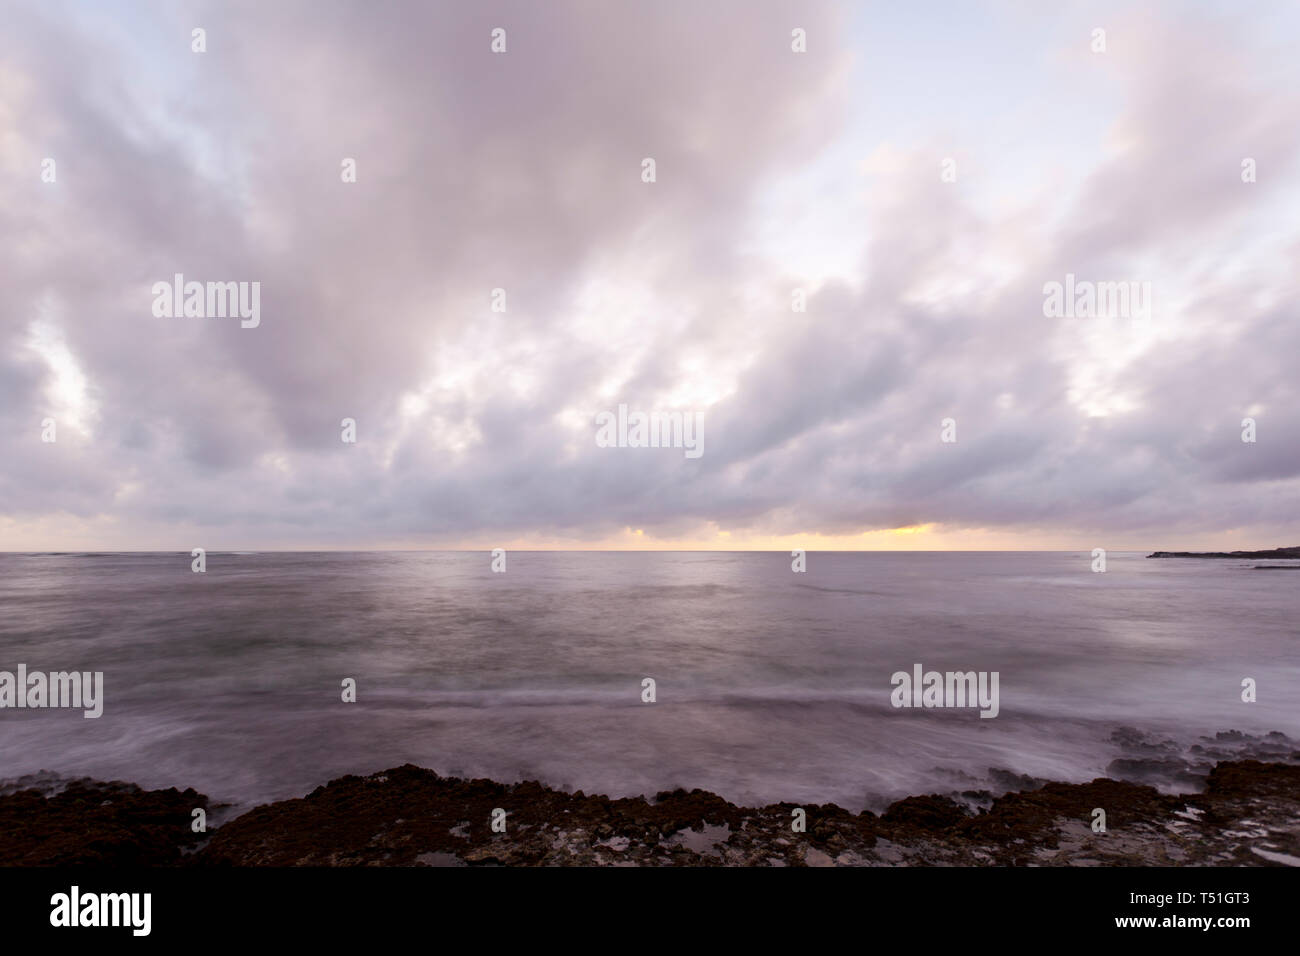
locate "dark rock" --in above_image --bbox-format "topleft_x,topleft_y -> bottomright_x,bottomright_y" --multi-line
4,758 -> 1298,867
0,778 -> 211,866
881,794 -> 969,831
1147,546 -> 1300,559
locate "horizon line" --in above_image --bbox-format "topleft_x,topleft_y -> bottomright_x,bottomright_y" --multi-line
0,547 -> 1224,555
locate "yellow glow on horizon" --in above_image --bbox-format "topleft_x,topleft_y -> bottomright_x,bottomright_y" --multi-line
472,522 -> 1055,552
0,516 -> 1289,555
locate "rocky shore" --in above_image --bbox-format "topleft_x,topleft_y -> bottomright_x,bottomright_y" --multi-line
4,749 -> 1298,867
1147,546 -> 1300,559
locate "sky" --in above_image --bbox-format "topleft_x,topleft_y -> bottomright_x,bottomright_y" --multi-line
2,0 -> 1299,551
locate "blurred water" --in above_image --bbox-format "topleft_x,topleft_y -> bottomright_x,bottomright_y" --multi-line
0,551 -> 1295,812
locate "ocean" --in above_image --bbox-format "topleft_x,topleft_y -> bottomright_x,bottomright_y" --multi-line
0,551 -> 1296,815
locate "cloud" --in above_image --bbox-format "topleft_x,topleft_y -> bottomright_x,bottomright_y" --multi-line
1,0 -> 1297,549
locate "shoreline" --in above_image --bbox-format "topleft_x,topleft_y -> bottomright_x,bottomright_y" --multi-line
5,757 -> 1298,867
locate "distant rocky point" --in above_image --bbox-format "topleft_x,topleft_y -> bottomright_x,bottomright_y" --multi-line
1147,546 -> 1300,559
